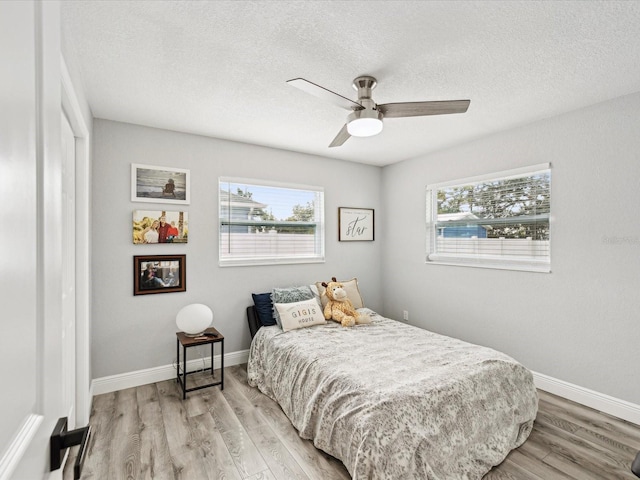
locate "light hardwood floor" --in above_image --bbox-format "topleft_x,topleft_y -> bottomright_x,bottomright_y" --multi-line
65,365 -> 640,479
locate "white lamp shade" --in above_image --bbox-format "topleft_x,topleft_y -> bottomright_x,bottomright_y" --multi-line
176,303 -> 213,335
347,117 -> 383,137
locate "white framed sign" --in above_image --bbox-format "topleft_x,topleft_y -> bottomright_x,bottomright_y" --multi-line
339,207 -> 375,241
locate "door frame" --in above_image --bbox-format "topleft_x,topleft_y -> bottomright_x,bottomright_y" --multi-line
61,56 -> 92,426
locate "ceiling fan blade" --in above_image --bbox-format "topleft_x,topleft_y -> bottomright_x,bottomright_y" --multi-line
378,100 -> 470,118
287,78 -> 362,111
329,124 -> 351,148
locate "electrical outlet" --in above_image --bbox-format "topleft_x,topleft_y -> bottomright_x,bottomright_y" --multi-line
402,310 -> 409,321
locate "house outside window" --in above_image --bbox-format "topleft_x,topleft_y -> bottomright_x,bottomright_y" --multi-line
219,177 -> 324,266
426,163 -> 551,272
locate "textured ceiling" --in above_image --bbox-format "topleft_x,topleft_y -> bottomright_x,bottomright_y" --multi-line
61,0 -> 640,167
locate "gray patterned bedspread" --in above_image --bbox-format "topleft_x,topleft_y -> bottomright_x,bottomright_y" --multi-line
247,309 -> 538,479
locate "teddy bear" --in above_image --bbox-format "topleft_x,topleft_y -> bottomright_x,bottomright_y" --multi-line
321,277 -> 371,327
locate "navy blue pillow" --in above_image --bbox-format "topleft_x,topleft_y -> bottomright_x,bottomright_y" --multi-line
252,293 -> 276,327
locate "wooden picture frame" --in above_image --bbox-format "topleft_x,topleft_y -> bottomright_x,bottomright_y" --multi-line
338,207 -> 375,241
134,254 -> 186,295
131,163 -> 190,205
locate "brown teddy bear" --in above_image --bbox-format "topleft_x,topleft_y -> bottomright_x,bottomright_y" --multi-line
321,277 -> 371,327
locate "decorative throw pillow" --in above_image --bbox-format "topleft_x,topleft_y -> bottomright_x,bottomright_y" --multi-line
315,277 -> 364,309
271,285 -> 315,326
308,284 -> 322,308
252,292 -> 276,327
275,298 -> 326,332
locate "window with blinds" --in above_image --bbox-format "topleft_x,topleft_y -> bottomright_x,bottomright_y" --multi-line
219,177 -> 325,266
426,163 -> 551,272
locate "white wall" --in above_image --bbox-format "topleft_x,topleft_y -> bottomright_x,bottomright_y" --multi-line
381,91 -> 640,404
91,119 -> 382,379
60,41 -> 92,135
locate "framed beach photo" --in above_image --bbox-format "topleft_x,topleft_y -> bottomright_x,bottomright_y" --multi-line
338,207 -> 375,241
133,254 -> 186,295
132,210 -> 189,244
131,163 -> 190,205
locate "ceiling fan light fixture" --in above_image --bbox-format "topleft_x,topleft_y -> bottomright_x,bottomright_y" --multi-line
347,110 -> 383,137
287,76 -> 470,148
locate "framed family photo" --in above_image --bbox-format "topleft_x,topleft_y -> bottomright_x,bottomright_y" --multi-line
132,210 -> 189,244
131,163 -> 190,205
338,207 -> 375,241
133,254 -> 186,295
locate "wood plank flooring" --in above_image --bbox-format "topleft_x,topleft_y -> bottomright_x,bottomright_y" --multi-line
65,365 -> 640,479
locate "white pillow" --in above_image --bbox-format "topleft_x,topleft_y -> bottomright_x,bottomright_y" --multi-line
274,298 -> 326,332
308,284 -> 322,308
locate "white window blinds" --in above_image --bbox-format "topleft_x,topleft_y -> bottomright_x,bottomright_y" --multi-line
426,163 -> 551,272
219,177 -> 325,266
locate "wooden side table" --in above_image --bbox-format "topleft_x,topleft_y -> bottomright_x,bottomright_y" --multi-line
176,326 -> 224,399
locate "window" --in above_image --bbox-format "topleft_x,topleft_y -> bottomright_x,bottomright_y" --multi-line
426,163 -> 551,272
219,177 -> 324,266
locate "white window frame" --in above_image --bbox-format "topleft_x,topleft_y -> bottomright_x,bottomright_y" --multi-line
219,177 -> 325,267
426,163 -> 551,273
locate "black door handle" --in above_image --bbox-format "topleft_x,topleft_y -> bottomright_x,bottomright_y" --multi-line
50,417 -> 91,480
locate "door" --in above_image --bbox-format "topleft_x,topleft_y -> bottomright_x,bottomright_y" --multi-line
0,1 -> 68,479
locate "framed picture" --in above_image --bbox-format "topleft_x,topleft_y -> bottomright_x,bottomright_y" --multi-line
339,207 -> 375,241
131,163 -> 190,205
133,210 -> 189,244
134,254 -> 186,295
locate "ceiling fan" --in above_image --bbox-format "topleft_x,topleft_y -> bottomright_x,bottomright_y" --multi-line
287,76 -> 470,148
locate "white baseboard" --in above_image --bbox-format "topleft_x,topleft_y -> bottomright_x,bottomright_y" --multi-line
532,371 -> 640,425
91,349 -> 249,396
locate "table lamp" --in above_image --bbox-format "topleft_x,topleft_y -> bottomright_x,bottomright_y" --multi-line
176,303 -> 213,337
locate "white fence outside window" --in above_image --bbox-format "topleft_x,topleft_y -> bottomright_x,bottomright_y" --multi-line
436,237 -> 550,258
220,232 -> 317,258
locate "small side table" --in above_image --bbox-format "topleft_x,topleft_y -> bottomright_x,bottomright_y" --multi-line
176,327 -> 224,399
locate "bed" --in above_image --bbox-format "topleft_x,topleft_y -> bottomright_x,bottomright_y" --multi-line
246,306 -> 538,479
